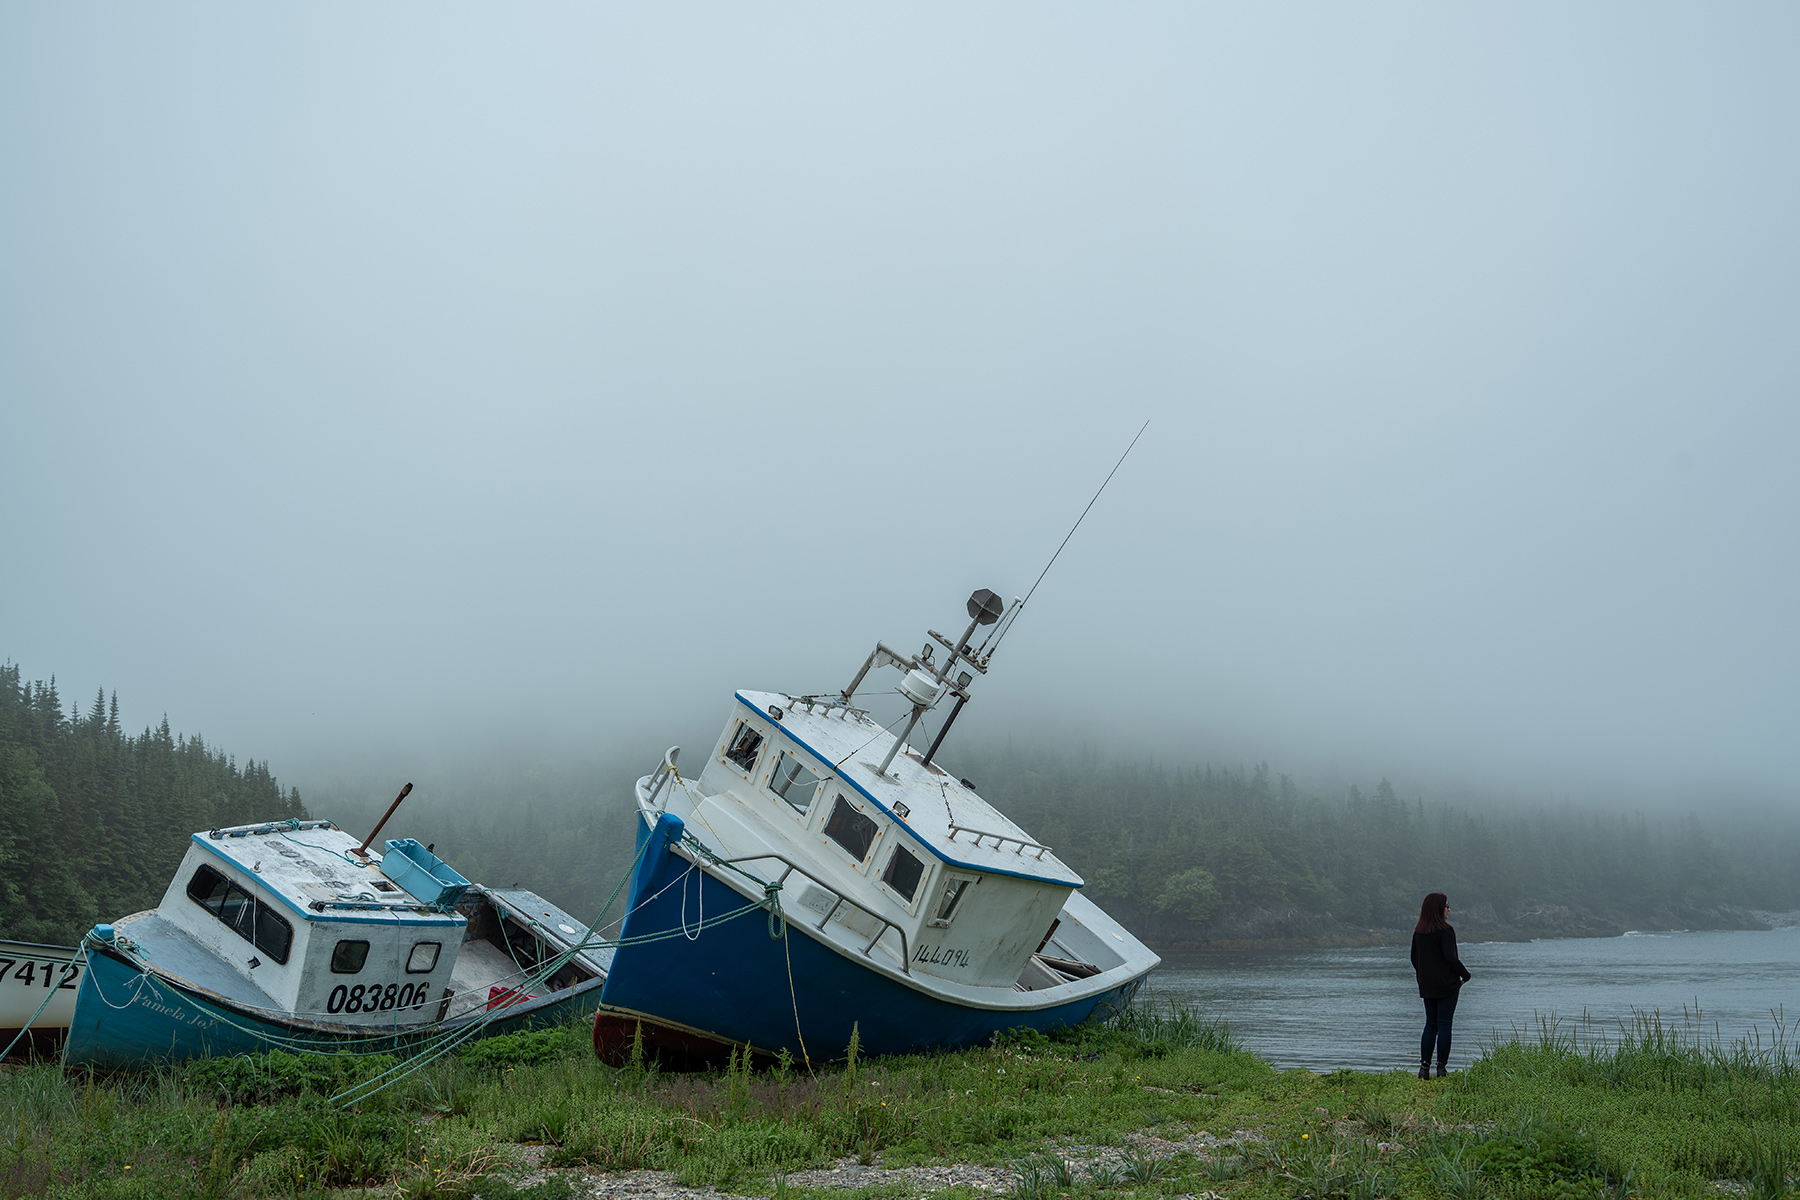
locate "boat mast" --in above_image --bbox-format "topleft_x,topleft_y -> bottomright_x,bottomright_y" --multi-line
875,591 -> 1003,777
864,421 -> 1149,780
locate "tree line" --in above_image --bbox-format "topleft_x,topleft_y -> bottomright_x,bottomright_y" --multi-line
0,664 -> 305,945
316,742 -> 1800,944
953,746 -> 1800,941
5,662 -> 1796,948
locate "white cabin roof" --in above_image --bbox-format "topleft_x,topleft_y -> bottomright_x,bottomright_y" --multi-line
736,690 -> 1082,888
192,821 -> 466,929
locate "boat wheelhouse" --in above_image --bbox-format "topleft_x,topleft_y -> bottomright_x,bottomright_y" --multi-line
593,589 -> 1158,1064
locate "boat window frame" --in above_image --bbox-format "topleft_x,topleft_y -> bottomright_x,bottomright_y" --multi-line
928,872 -> 977,927
330,939 -> 371,974
405,942 -> 442,974
185,863 -> 295,965
766,749 -> 821,818
820,792 -> 881,867
879,843 -> 927,908
722,722 -> 765,776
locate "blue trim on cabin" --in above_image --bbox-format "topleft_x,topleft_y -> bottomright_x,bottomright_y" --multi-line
598,820 -> 1139,1059
190,836 -> 466,928
732,693 -> 1079,887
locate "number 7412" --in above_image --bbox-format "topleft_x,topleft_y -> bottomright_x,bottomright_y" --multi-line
0,959 -> 81,989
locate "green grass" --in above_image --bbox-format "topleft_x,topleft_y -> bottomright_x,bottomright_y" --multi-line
1,1001 -> 1796,1198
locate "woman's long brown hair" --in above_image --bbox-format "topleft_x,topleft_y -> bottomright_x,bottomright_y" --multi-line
1415,892 -> 1450,933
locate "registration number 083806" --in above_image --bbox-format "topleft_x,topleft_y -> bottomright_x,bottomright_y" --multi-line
327,981 -> 433,1015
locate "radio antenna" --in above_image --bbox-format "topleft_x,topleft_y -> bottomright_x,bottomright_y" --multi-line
984,419 -> 1148,661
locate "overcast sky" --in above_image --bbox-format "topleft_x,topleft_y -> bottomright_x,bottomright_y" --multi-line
2,4 -> 1795,808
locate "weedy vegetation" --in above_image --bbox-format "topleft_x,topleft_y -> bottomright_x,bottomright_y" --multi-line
1,1000 -> 1796,1198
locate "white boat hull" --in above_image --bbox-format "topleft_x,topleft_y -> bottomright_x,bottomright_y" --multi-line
0,940 -> 82,1059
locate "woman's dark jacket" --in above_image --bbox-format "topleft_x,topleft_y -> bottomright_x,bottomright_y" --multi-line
1410,926 -> 1471,999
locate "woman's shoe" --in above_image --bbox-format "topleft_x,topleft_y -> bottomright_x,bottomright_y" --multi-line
1418,1060 -> 1431,1080
1435,1062 -> 1449,1078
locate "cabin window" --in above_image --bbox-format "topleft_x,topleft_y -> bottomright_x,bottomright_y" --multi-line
930,876 -> 974,926
881,846 -> 925,902
724,723 -> 764,772
768,751 -> 820,814
822,794 -> 878,863
330,940 -> 371,974
406,942 -> 441,974
186,864 -> 294,964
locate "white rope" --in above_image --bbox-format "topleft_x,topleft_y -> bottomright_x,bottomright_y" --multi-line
679,857 -> 705,941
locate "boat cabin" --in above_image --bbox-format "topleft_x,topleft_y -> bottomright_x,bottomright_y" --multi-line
154,821 -> 468,1026
672,691 -> 1124,991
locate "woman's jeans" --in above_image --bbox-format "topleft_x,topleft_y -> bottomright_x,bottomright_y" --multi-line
1421,993 -> 1458,1064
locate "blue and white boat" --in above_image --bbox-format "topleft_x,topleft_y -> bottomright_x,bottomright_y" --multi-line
65,814 -> 611,1067
594,588 -> 1158,1065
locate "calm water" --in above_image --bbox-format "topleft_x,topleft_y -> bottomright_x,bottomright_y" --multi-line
1147,926 -> 1800,1073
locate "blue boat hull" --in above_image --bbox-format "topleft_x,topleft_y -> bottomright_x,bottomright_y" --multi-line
597,814 -> 1145,1062
64,944 -> 605,1069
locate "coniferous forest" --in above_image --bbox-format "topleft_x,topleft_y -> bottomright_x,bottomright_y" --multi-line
4,663 -> 1797,949
954,747 -> 1800,944
0,664 -> 305,945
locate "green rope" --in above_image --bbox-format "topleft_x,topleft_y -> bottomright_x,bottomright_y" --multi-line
330,817 -> 664,1105
672,829 -> 790,941
331,815 -> 811,1106
86,808 -> 802,1105
764,880 -> 785,940
90,886 -> 777,1073
0,957 -> 68,1061
329,891 -> 769,1105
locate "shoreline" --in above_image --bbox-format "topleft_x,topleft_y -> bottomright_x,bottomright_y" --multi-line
1144,907 -> 1800,953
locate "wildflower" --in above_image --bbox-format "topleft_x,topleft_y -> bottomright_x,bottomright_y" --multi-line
124,1166 -> 132,1171
1301,1133 -> 1310,1140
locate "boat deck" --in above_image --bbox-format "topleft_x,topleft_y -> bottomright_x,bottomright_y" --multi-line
479,888 -> 615,977
111,911 -> 284,1013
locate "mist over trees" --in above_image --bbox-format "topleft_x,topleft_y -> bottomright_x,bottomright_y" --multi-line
301,762 -> 644,927
954,747 -> 1800,942
4,663 -> 1796,949
276,739 -> 1800,946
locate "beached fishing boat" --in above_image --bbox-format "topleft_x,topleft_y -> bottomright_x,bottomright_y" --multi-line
64,808 -> 611,1068
593,587 -> 1159,1065
0,939 -> 81,1061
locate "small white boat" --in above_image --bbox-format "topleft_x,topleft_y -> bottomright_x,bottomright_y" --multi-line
64,813 -> 611,1068
0,939 -> 81,1060
593,588 -> 1159,1065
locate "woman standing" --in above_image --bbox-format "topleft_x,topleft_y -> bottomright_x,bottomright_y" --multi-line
1410,891 -> 1471,1078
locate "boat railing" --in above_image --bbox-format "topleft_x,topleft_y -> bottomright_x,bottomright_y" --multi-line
643,746 -> 682,809
691,850 -> 912,976
946,823 -> 1052,859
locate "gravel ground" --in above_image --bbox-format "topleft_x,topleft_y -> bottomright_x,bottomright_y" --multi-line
483,1127 -> 1265,1199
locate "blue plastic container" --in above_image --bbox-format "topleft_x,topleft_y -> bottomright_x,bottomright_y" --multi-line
380,839 -> 470,907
